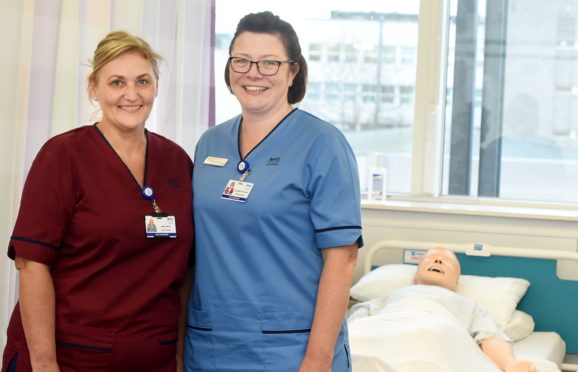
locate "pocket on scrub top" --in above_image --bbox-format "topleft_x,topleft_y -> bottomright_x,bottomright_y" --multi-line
55,320 -> 114,369
185,308 -> 215,370
262,311 -> 312,371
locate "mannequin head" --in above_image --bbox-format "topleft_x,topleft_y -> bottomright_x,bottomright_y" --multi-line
414,247 -> 461,292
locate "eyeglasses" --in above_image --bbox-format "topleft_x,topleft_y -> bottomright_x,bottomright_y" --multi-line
228,57 -> 295,76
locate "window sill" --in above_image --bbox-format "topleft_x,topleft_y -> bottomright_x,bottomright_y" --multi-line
361,197 -> 578,222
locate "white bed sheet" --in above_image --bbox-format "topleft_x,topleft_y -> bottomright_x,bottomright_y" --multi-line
514,332 -> 566,368
348,299 -> 562,372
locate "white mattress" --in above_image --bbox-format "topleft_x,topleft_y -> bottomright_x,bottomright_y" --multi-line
514,332 -> 566,368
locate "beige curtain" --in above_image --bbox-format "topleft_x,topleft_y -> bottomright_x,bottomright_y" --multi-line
0,0 -> 214,349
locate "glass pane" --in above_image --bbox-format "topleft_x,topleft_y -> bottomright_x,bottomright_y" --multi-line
363,45 -> 378,63
443,0 -> 578,203
345,44 -> 359,63
308,81 -> 321,101
309,43 -> 322,61
327,44 -> 341,62
325,82 -> 340,102
382,46 -> 397,64
215,1 -> 421,197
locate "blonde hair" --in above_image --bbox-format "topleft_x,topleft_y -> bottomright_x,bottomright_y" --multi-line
87,31 -> 162,100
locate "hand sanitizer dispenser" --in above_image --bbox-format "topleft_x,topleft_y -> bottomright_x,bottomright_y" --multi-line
367,153 -> 387,202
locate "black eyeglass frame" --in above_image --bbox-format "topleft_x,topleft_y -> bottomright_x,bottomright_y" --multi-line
228,56 -> 296,76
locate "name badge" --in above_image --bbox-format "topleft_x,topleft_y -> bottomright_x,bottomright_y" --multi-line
204,156 -> 229,166
221,179 -> 254,202
145,215 -> 177,238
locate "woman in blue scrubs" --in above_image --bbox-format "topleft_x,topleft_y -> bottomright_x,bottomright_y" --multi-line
185,11 -> 362,372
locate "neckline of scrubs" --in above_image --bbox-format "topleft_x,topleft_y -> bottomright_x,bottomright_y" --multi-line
93,123 -> 150,192
236,108 -> 298,161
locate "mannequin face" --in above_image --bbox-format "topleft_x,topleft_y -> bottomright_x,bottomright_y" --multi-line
414,247 -> 461,292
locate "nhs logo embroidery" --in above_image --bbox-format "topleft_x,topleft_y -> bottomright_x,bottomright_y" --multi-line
266,156 -> 280,166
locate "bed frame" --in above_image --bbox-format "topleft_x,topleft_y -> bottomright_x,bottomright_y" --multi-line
363,240 -> 578,371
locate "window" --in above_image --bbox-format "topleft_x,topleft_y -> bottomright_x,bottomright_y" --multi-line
400,86 -> 414,105
362,84 -> 377,103
380,85 -> 395,104
442,0 -> 578,203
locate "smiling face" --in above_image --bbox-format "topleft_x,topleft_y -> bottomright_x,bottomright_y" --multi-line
228,32 -> 298,118
91,50 -> 157,134
414,247 -> 461,292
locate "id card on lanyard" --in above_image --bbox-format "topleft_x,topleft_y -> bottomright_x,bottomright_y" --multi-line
141,186 -> 177,238
221,160 -> 254,203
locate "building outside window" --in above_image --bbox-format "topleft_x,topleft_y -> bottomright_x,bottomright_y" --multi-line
325,82 -> 340,103
363,45 -> 378,64
400,46 -> 417,65
344,83 -> 358,103
345,44 -> 359,63
362,84 -> 377,103
327,44 -> 341,62
381,85 -> 395,104
382,46 -> 397,64
308,81 -> 322,101
308,43 -> 322,61
400,86 -> 414,105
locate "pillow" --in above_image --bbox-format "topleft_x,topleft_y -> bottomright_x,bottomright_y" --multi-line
458,274 -> 530,329
350,264 -> 415,302
503,310 -> 535,342
350,264 -> 531,329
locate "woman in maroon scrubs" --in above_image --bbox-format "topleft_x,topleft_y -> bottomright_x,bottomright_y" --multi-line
2,31 -> 194,372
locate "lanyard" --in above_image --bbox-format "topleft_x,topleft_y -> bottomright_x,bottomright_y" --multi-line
237,159 -> 251,181
141,185 -> 163,214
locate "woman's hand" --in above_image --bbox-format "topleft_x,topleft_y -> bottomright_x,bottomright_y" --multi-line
297,354 -> 332,372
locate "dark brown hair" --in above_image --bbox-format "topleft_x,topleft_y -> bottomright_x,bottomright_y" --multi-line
224,11 -> 308,104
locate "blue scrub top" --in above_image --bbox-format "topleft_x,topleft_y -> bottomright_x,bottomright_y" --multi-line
186,109 -> 362,371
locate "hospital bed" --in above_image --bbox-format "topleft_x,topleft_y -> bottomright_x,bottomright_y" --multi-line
348,240 -> 578,372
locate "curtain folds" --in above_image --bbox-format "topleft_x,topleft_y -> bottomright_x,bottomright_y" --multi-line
0,0 -> 215,349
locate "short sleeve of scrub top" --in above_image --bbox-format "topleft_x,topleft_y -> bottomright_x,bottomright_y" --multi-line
8,136 -> 76,265
305,124 -> 364,249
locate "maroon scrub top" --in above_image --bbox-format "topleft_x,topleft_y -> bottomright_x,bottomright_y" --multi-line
2,125 -> 194,372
